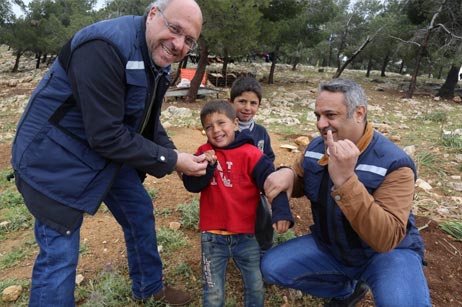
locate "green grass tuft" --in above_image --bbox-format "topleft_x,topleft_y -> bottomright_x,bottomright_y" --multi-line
440,221 -> 462,240
177,198 -> 199,230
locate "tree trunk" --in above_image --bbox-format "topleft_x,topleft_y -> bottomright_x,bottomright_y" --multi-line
334,34 -> 376,79
41,53 -> 47,63
35,53 -> 41,69
328,41 -> 333,67
12,50 -> 23,72
221,47 -> 229,78
405,1 -> 444,98
399,60 -> 404,74
380,54 -> 390,77
436,64 -> 460,99
291,56 -> 300,71
172,58 -> 187,86
437,66 -> 443,79
268,51 -> 278,84
366,57 -> 372,77
336,17 -> 351,72
185,38 -> 208,103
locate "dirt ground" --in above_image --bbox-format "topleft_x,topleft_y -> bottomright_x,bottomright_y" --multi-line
0,62 -> 461,306
1,122 -> 461,306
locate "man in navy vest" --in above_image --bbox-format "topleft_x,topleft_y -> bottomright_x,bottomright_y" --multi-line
261,79 -> 431,306
11,0 -> 206,306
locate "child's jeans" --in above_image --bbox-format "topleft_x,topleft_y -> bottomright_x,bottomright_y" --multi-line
201,231 -> 265,307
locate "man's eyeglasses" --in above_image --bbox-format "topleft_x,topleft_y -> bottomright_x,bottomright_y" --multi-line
158,9 -> 198,51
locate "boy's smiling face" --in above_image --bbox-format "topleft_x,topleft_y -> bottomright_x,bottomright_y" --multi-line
203,112 -> 239,148
231,91 -> 260,122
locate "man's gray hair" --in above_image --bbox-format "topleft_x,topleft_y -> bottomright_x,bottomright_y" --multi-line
147,0 -> 170,12
318,78 -> 368,119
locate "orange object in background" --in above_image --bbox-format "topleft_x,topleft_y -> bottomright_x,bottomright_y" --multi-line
180,68 -> 206,86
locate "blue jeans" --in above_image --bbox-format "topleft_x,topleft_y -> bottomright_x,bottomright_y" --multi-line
201,232 -> 264,307
29,218 -> 83,306
29,166 -> 164,306
261,235 -> 431,307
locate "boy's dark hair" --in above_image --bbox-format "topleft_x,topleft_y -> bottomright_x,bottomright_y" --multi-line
230,76 -> 262,103
200,99 -> 237,126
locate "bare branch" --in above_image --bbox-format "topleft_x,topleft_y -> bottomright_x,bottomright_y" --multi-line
389,35 -> 421,47
433,23 -> 462,40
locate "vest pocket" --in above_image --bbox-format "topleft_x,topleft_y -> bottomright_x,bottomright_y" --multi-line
19,126 -> 107,203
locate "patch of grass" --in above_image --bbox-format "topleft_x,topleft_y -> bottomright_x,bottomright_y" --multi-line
0,168 -> 15,187
424,111 -> 446,123
172,261 -> 193,279
414,151 -> 447,180
79,242 -> 90,256
147,188 -> 159,200
273,229 -> 296,246
441,134 -> 462,151
177,198 -> 199,230
156,227 -> 188,253
156,207 -> 173,217
414,151 -> 436,169
98,203 -> 110,213
0,205 -> 33,234
0,247 -> 28,270
78,267 -> 133,307
440,221 -> 462,240
0,189 -> 24,209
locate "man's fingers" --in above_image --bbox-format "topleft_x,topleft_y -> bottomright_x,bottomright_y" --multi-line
326,130 -> 335,154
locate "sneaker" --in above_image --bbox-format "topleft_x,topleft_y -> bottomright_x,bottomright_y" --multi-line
324,282 -> 369,307
134,286 -> 192,306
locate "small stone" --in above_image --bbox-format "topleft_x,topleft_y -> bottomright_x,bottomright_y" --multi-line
75,274 -> 84,286
403,145 -> 416,157
448,182 -> 462,192
2,285 -> 22,302
416,179 -> 432,191
0,221 -> 10,228
169,221 -> 181,230
280,144 -> 298,151
294,136 -> 310,148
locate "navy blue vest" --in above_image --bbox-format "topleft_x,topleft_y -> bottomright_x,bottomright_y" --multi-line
302,131 -> 424,266
12,16 -> 170,214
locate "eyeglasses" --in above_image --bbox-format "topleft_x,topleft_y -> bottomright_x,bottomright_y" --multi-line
157,9 -> 198,51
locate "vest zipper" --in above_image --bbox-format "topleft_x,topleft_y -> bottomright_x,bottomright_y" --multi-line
329,180 -> 349,264
139,72 -> 161,133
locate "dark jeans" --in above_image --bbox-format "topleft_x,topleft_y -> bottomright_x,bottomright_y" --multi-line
28,165 -> 164,306
261,235 -> 432,306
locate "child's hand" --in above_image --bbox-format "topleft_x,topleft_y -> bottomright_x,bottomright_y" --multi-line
273,220 -> 291,233
203,150 -> 217,165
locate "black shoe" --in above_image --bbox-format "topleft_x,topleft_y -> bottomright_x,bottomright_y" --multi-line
324,282 -> 369,307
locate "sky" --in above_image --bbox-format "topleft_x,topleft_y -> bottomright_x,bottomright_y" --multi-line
12,0 -> 106,17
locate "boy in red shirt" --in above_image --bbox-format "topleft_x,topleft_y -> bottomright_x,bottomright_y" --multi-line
183,99 -> 293,307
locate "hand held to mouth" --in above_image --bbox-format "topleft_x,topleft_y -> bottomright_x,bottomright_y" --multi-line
326,130 -> 359,189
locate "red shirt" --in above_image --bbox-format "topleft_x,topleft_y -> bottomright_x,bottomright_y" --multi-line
196,143 -> 262,233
